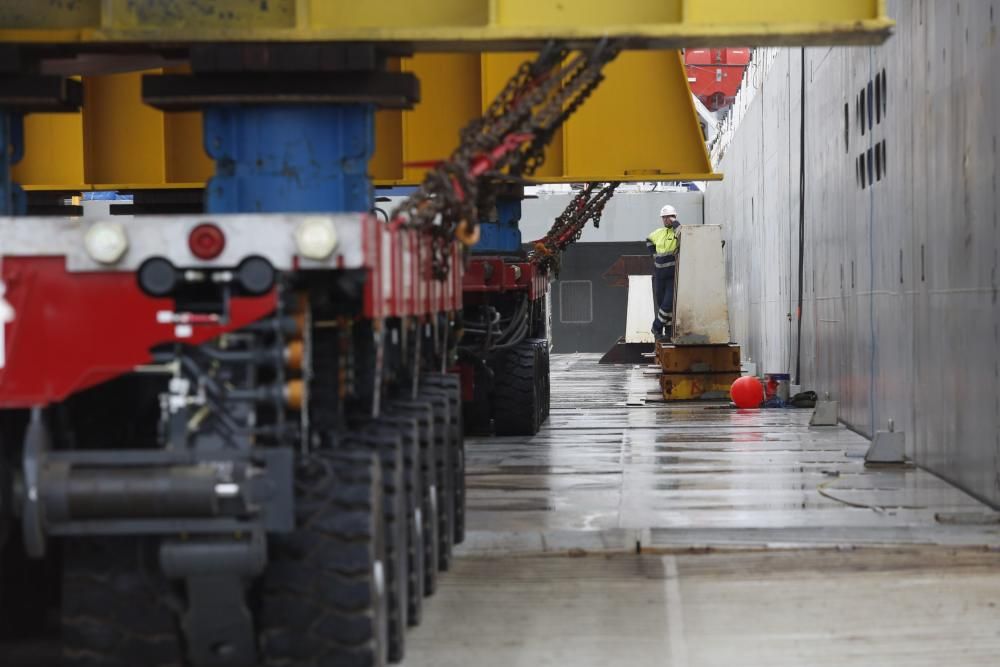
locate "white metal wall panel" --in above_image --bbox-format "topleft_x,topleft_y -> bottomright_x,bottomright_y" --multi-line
673,225 -> 731,344
624,275 -> 656,344
518,190 -> 704,243
706,0 -> 1000,506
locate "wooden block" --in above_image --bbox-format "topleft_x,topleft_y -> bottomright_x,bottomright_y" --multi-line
656,344 -> 741,373
660,372 -> 739,400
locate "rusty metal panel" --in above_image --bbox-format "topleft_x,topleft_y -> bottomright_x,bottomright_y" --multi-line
310,0 -> 489,31
656,344 -> 741,373
672,224 -> 732,345
602,255 -> 653,287
659,372 -> 738,400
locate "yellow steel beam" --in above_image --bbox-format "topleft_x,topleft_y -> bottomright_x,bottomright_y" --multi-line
14,50 -> 718,190
4,1 -> 889,190
12,113 -> 85,188
374,52 -> 569,186
482,52 -> 564,181
400,53 -> 483,184
560,51 -> 715,183
13,67 -> 213,192
82,71 -> 165,185
370,59 -> 405,183
163,109 -> 214,184
0,1 -> 892,48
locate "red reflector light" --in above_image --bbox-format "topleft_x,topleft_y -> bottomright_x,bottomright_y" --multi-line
189,223 -> 226,260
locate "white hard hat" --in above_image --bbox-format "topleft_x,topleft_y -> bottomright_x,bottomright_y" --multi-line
660,204 -> 677,217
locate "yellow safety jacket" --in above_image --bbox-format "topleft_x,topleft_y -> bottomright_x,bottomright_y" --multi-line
646,226 -> 679,269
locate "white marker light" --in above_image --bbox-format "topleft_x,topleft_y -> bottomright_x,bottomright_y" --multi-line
0,280 -> 13,324
215,483 -> 241,498
84,222 -> 129,265
0,280 -> 11,370
295,217 -> 338,260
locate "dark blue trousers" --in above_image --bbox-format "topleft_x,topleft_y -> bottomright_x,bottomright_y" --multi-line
651,265 -> 675,335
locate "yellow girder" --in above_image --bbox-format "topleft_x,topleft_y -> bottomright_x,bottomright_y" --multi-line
5,1 -> 894,189
13,67 -> 214,192
13,51 -> 719,188
0,1 -> 892,49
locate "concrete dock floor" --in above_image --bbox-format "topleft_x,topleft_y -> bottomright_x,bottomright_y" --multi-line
403,354 -> 1000,666
2,354 -> 998,665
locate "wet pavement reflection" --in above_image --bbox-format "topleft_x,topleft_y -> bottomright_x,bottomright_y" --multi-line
459,354 -> 1000,553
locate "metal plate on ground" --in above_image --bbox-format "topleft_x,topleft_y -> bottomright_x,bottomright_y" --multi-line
671,225 -> 731,345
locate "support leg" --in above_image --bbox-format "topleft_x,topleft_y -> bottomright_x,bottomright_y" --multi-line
203,104 -> 374,214
0,111 -> 25,215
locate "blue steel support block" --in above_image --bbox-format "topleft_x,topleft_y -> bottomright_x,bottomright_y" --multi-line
203,105 -> 374,214
474,196 -> 523,254
476,223 -> 522,253
0,112 -> 26,215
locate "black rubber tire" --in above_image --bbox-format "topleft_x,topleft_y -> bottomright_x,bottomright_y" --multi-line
259,449 -> 388,667
348,429 -> 408,663
417,388 -> 454,572
62,537 -> 184,667
372,414 -> 425,627
421,373 -> 465,545
461,361 -> 493,436
540,342 -> 551,419
0,527 -> 59,640
493,342 -> 542,436
386,401 -> 439,597
526,339 -> 551,423
1,412 -> 58,641
462,396 -> 492,436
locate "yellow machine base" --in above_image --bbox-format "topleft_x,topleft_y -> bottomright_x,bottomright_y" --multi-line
656,343 -> 741,401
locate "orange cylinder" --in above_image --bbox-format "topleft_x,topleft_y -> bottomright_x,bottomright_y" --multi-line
284,379 -> 304,410
284,340 -> 304,371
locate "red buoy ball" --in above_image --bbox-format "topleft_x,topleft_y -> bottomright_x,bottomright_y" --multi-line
730,376 -> 764,408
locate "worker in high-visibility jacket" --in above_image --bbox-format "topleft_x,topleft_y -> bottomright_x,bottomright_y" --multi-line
646,204 -> 681,338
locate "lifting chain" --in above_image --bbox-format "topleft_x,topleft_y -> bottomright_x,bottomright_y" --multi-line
528,181 -> 620,275
390,39 -> 621,279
